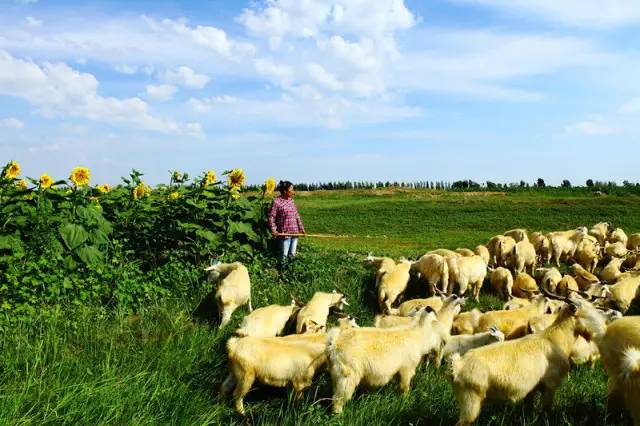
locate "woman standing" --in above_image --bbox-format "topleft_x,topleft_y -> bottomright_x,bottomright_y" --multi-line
268,180 -> 305,271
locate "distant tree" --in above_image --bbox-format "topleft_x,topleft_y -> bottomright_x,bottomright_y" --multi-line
623,180 -> 631,187
486,181 -> 497,189
536,178 -> 546,188
586,179 -> 594,187
561,180 -> 571,188
519,180 -> 526,187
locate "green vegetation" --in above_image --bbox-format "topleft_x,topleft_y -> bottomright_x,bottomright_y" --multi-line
2,188 -> 638,425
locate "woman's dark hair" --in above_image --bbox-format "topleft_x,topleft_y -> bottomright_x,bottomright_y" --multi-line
278,180 -> 293,195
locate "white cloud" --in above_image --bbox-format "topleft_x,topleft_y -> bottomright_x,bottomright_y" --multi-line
162,66 -> 209,89
0,51 -> 201,136
620,97 -> 640,114
306,63 -> 343,91
566,117 -> 618,136
453,0 -> 640,28
254,58 -> 294,86
143,16 -> 255,57
145,84 -> 177,102
25,16 -> 42,27
114,64 -> 138,75
0,117 -> 25,129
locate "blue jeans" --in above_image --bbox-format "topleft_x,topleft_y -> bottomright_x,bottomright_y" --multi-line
280,237 -> 298,259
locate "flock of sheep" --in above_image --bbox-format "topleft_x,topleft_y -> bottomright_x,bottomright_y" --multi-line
205,222 -> 640,425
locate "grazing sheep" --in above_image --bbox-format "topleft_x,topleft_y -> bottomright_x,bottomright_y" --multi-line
604,273 -> 640,313
570,264 -> 600,290
327,308 -> 440,414
536,267 -> 562,293
438,327 -> 505,367
527,313 -> 558,334
628,233 -> 640,251
589,222 -> 612,246
509,240 -> 537,274
476,295 -> 548,339
377,259 -> 411,313
601,258 -> 625,283
496,236 -> 517,268
489,267 -> 514,300
453,255 -> 487,300
364,254 -> 397,287
547,227 -> 588,267
531,232 -> 552,265
503,296 -> 532,311
605,241 -> 628,258
474,245 -> 490,266
574,238 -> 600,273
487,235 -> 505,267
557,275 -> 580,298
455,248 -> 475,257
392,296 -> 444,317
609,228 -> 629,246
224,333 -> 328,415
235,298 -> 301,337
296,290 -> 349,334
513,272 -> 539,298
597,316 -> 640,424
411,254 -> 449,295
452,308 -> 482,335
450,292 -> 608,426
206,261 -> 252,327
504,228 -> 528,242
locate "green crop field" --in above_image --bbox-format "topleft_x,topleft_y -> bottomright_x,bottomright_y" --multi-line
2,189 -> 639,425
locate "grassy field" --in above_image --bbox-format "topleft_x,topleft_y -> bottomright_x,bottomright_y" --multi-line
2,189 -> 639,425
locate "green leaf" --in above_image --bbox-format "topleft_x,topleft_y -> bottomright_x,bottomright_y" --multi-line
195,229 -> 221,246
75,245 -> 104,266
59,223 -> 89,250
228,221 -> 258,241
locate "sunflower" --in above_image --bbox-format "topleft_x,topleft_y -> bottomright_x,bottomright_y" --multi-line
203,170 -> 217,187
4,161 -> 21,179
227,168 -> 246,188
132,182 -> 151,200
264,177 -> 276,196
16,179 -> 28,190
168,191 -> 180,201
69,166 -> 90,187
96,184 -> 111,194
39,173 -> 53,189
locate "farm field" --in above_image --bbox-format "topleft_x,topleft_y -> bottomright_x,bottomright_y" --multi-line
2,189 -> 639,425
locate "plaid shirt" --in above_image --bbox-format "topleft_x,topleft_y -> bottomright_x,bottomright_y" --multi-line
268,196 -> 305,235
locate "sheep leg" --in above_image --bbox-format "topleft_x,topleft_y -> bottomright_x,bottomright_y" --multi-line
454,388 -> 483,426
232,366 -> 254,415
332,375 -> 357,414
398,365 -> 417,393
220,306 -> 235,327
248,297 -> 253,312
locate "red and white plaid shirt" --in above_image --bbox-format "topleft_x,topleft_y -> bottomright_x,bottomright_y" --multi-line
268,196 -> 305,235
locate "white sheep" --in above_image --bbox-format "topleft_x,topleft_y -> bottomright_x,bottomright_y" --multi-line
547,227 -> 588,267
570,263 -> 600,290
504,228 -> 528,242
411,253 -> 449,295
600,257 -> 625,283
536,267 -> 562,293
377,259 -> 411,313
392,296 -> 444,316
476,294 -> 548,339
450,292 -> 608,425
605,241 -> 628,258
574,237 -> 600,273
513,272 -> 539,298
437,326 -> 504,367
509,240 -> 537,274
205,261 -> 252,327
489,267 -> 513,300
453,255 -> 487,300
531,232 -> 552,265
296,290 -> 349,334
627,233 -> 640,251
496,236 -> 517,268
556,275 -> 579,298
235,298 -> 300,337
474,245 -> 490,266
455,248 -> 475,257
589,222 -> 612,246
609,228 -> 628,246
452,308 -> 482,335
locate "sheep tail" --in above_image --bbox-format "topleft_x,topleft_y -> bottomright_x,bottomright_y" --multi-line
621,347 -> 640,380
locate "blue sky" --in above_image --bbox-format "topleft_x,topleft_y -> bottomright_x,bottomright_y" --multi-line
1,0 -> 640,186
